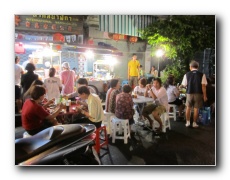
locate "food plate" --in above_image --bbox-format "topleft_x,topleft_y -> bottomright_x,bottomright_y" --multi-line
49,105 -> 56,109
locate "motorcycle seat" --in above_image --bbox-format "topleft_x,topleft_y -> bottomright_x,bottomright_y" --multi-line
15,124 -> 89,164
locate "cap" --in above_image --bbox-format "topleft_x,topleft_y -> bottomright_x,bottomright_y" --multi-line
62,62 -> 70,69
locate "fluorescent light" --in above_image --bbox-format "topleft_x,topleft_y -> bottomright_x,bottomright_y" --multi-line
24,44 -> 43,49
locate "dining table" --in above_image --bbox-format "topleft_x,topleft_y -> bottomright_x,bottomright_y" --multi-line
132,95 -> 153,122
48,103 -> 81,124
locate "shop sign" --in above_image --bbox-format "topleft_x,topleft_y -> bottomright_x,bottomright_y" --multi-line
15,33 -> 78,43
15,15 -> 83,34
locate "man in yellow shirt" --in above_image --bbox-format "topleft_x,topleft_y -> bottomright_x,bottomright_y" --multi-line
128,53 -> 140,89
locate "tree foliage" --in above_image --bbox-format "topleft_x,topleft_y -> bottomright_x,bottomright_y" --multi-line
140,15 -> 215,82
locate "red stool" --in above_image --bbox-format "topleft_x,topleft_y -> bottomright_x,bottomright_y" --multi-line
93,126 -> 109,155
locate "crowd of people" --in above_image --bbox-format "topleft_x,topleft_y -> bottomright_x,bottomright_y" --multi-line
15,53 -> 214,137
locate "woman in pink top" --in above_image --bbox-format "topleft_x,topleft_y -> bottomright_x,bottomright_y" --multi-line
60,62 -> 76,95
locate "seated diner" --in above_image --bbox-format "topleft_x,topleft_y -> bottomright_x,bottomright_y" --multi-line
142,78 -> 168,132
21,85 -> 64,135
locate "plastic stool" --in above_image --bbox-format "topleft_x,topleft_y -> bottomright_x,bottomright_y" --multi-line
23,131 -> 32,138
161,112 -> 171,133
168,104 -> 177,121
93,126 -> 109,154
103,110 -> 115,135
111,117 -> 130,144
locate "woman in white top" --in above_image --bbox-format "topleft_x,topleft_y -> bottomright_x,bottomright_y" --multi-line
164,75 -> 183,117
133,78 -> 148,118
44,68 -> 62,100
150,66 -> 158,77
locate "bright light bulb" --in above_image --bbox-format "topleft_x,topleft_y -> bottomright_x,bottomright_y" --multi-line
84,50 -> 94,58
156,49 -> 164,57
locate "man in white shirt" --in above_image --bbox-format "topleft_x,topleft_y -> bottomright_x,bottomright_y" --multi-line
142,78 -> 168,132
15,56 -> 24,113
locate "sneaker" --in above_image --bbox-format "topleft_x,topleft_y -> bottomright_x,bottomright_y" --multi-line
185,121 -> 190,127
192,122 -> 199,128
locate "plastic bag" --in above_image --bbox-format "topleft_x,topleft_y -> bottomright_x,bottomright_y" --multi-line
198,106 -> 211,125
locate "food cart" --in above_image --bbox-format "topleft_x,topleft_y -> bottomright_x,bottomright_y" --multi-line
79,59 -> 115,98
93,60 -> 113,80
32,50 -> 62,81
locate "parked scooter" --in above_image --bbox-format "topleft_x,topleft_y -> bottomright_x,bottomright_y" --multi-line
15,124 -> 100,165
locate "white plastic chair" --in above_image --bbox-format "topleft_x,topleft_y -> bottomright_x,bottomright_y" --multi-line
111,117 -> 130,144
161,112 -> 171,133
103,110 -> 115,135
168,104 -> 177,121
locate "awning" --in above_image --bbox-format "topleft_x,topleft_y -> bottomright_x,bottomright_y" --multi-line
15,40 -> 123,56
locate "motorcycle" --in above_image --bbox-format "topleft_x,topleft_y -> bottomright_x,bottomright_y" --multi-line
15,124 -> 100,165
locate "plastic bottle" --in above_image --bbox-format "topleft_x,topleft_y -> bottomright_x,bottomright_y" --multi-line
66,101 -> 69,112
59,95 -> 63,104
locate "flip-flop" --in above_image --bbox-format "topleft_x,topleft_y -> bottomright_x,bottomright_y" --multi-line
155,128 -> 162,133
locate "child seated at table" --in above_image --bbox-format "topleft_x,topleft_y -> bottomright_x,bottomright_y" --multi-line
133,78 -> 147,119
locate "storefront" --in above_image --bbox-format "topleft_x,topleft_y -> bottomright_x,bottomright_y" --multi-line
15,15 -> 123,93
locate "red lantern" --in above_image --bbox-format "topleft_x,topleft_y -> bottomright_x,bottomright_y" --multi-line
119,34 -> 127,40
113,34 -> 119,41
15,15 -> 21,26
53,33 -> 65,42
15,42 -> 25,54
88,38 -> 94,45
56,44 -> 62,50
129,36 -> 138,43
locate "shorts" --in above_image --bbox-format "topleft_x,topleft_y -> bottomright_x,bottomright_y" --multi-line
142,104 -> 166,116
129,76 -> 138,88
15,85 -> 21,100
169,98 -> 183,106
186,94 -> 203,108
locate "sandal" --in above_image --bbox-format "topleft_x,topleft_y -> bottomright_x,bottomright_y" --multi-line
155,127 -> 162,133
